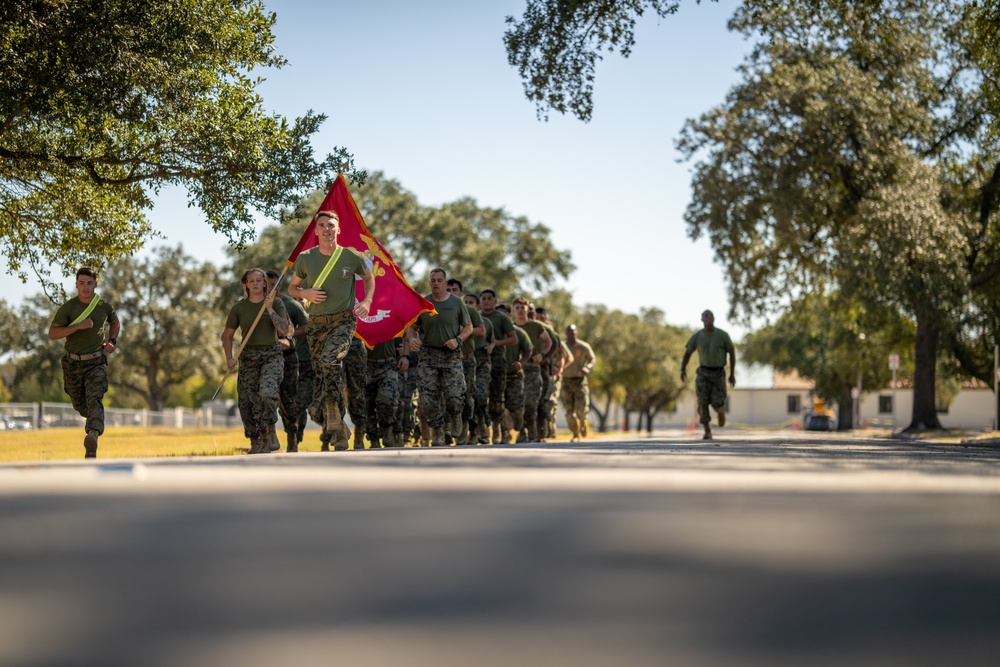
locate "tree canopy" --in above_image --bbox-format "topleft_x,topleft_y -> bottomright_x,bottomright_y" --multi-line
677,0 -> 997,430
226,172 -> 575,300
504,0 -> 712,121
1,0 -> 357,294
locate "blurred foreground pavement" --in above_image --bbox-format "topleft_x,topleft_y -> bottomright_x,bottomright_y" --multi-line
1,430 -> 999,667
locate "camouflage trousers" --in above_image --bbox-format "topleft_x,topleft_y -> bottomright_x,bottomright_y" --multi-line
416,346 -> 466,429
237,346 -> 283,439
522,363 -> 543,439
366,357 -> 400,436
548,372 -> 563,435
473,349 -> 492,428
539,364 -> 554,435
343,337 -> 368,425
696,366 -> 728,424
399,367 -> 418,443
560,376 -> 590,421
306,312 -> 356,427
278,351 -> 299,435
461,354 -> 476,422
62,354 -> 108,435
296,357 -> 316,441
504,366 -> 525,432
488,356 -> 508,423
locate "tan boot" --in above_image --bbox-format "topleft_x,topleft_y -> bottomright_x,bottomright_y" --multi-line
286,432 -> 298,453
581,420 -> 589,438
703,423 -> 713,440
717,409 -> 726,427
569,417 -> 581,442
266,423 -> 280,452
430,426 -> 446,447
325,401 -> 349,451
491,422 -> 501,444
353,420 -> 366,450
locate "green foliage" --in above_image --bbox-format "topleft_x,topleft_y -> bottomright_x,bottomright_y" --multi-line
504,0 -> 709,121
1,0 -> 359,295
7,294 -> 68,402
678,0 -> 997,430
742,292 -> 915,426
100,246 -> 227,411
226,171 -> 576,300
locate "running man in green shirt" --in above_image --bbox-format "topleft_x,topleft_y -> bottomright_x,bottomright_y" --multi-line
681,310 -> 736,441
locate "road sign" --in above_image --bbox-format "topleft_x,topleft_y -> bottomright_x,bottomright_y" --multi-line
888,354 -> 900,371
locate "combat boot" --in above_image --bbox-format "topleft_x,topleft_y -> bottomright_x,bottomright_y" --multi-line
452,414 -> 468,446
286,432 -> 298,453
325,401 -> 349,451
83,429 -> 99,459
266,423 -> 280,452
248,436 -> 266,454
717,409 -> 726,427
569,417 -> 581,442
352,420 -> 366,450
491,422 -> 501,444
581,420 -> 589,438
703,423 -> 713,440
430,426 -> 446,447
320,439 -> 330,452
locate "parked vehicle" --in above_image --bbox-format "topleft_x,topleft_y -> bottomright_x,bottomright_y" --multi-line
805,414 -> 836,431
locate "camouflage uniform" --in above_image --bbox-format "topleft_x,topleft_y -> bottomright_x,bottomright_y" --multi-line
473,348 -> 492,439
306,312 -> 357,445
237,346 -> 284,439
61,355 -> 109,435
365,343 -> 401,446
522,363 -> 543,441
343,335 -> 368,429
277,294 -> 307,440
504,363 -> 525,436
696,367 -> 728,425
561,377 -> 589,424
416,347 -> 466,429
296,355 -> 317,442
398,352 -> 419,444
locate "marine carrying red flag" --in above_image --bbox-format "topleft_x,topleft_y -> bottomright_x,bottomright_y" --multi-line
286,174 -> 433,347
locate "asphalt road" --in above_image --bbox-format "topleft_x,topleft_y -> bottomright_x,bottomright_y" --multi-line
1,430 -> 999,667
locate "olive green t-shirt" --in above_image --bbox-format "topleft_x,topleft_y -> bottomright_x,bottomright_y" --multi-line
368,337 -> 401,362
416,294 -> 471,348
685,328 -> 734,368
280,293 -> 308,352
563,340 -> 596,378
291,245 -> 369,316
506,325 -> 532,369
483,310 -> 515,360
462,307 -> 484,355
518,320 -> 548,358
51,296 -> 117,355
475,315 -> 494,352
225,298 -> 288,348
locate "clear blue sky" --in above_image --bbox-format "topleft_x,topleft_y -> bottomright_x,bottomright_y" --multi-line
8,0 -> 755,339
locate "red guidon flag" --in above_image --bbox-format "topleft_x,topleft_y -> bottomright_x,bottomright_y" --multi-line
285,174 -> 433,347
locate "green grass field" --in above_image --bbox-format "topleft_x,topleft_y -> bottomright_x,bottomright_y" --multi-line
0,427 -> 342,462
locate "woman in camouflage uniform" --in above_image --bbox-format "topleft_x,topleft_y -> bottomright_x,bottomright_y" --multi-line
222,268 -> 290,454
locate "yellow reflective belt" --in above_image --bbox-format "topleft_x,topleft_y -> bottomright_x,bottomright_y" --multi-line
304,247 -> 343,309
69,295 -> 101,326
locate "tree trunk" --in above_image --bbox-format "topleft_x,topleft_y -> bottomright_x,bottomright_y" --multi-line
837,384 -> 854,430
591,394 -> 611,432
623,411 -> 632,432
907,315 -> 942,431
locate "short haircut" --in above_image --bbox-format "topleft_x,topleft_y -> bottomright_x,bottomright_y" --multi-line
316,210 -> 339,223
265,269 -> 280,280
76,267 -> 97,280
535,306 -> 546,314
511,296 -> 529,306
566,324 -> 577,331
480,289 -> 496,299
430,267 -> 447,279
447,278 -> 463,291
497,303 -> 509,312
464,293 -> 480,305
